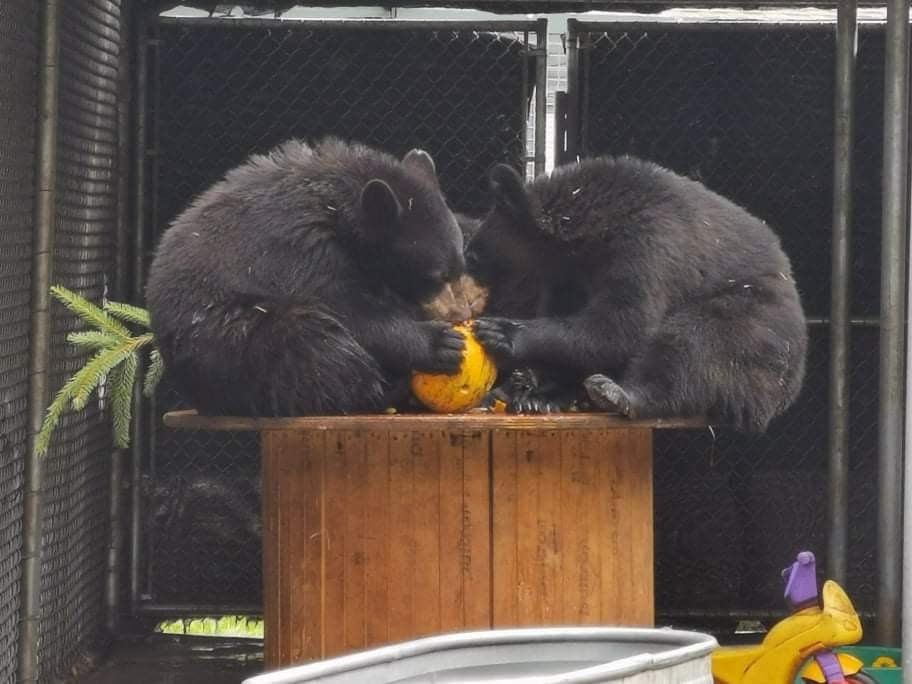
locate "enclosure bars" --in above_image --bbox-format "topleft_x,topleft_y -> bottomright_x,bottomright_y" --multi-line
534,21 -> 547,177
560,16 -> 882,627
561,21 -> 580,164
107,0 -> 133,633
132,14 -> 550,616
130,6 -> 151,616
18,0 -> 61,680
826,0 -> 857,588
877,0 -> 910,646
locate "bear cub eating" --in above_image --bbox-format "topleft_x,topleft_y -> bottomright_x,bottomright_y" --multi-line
146,137 -> 471,417
466,156 -> 808,433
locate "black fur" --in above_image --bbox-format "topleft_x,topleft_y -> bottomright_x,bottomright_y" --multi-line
466,156 -> 808,432
146,137 -> 469,416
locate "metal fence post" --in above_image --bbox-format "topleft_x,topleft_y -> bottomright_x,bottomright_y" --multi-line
130,6 -> 149,616
534,19 -> 548,177
827,0 -> 857,587
564,19 -> 580,163
107,0 -> 133,634
877,0 -> 910,646
19,0 -> 60,680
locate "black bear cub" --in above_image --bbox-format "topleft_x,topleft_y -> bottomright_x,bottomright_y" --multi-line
146,137 -> 470,417
467,156 -> 808,432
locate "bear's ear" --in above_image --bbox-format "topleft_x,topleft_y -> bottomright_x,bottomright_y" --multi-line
402,149 -> 439,188
489,163 -> 529,218
360,179 -> 402,229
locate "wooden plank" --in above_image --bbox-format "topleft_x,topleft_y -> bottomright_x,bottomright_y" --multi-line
462,430 -> 492,629
261,431 -> 280,667
437,430 -> 465,631
322,433 -> 347,656
577,430 -> 603,623
342,431 -> 367,653
164,409 -> 708,433
387,431 -> 415,642
262,430 -> 325,665
301,432 -> 325,659
560,429 -> 600,624
514,429 -> 561,625
597,428 -> 654,626
538,431 -> 562,624
412,431 -> 442,637
363,432 -> 390,647
615,429 -> 654,625
491,430 -> 518,626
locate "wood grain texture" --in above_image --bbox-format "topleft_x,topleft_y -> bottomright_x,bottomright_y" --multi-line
491,428 -> 654,628
165,409 -> 708,432
262,428 -> 493,666
262,430 -> 325,665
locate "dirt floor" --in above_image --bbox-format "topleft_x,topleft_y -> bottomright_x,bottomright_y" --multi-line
79,634 -> 263,684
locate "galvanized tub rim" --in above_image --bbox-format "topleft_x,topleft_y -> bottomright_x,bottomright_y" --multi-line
242,626 -> 719,684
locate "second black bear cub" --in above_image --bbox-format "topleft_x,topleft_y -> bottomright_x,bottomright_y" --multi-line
467,156 -> 808,432
146,137 -> 469,417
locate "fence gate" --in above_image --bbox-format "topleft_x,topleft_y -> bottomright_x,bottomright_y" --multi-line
561,18 -> 884,627
134,14 -> 548,613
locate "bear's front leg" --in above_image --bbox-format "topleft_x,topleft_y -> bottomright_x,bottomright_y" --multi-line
473,309 -> 649,377
348,314 -> 466,376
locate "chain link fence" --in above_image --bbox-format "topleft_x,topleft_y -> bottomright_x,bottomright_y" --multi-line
569,21 -> 884,624
37,1 -> 124,679
0,1 -> 39,680
0,1 -> 124,681
141,15 -> 546,609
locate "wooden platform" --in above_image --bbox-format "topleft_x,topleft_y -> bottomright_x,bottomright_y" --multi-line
164,410 -> 706,668
163,410 -> 705,433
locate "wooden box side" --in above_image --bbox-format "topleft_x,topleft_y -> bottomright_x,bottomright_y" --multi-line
262,428 -> 493,666
491,428 -> 654,627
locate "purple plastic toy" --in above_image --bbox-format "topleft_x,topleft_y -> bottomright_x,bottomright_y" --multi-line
782,550 -> 818,610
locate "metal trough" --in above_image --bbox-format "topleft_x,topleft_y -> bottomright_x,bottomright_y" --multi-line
242,627 -> 718,684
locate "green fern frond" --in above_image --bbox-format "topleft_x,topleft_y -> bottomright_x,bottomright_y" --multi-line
110,353 -> 137,448
70,344 -> 136,412
50,285 -> 130,339
104,301 -> 151,329
144,348 -> 165,398
67,331 -> 121,351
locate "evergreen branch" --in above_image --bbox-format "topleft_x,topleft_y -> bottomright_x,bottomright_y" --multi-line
67,331 -> 121,351
51,285 -> 130,339
38,287 -> 161,456
35,377 -> 80,458
104,301 -> 151,329
110,353 -> 137,448
144,348 -> 165,398
69,344 -> 136,412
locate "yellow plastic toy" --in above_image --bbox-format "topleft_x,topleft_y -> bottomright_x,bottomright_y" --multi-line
410,323 -> 497,413
712,551 -> 873,684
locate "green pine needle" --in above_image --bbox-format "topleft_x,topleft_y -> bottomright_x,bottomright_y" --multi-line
35,376 -> 81,458
67,331 -> 121,351
50,285 -> 130,339
69,345 -> 136,413
37,286 -> 164,458
104,301 -> 152,329
110,353 -> 137,448
144,348 -> 165,398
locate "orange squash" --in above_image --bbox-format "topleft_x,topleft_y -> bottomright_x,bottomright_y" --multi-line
411,323 -> 497,413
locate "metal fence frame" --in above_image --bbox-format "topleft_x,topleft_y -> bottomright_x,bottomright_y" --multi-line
130,13 -> 550,617
7,0 -> 912,677
12,1 -> 129,681
561,10 -> 909,641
